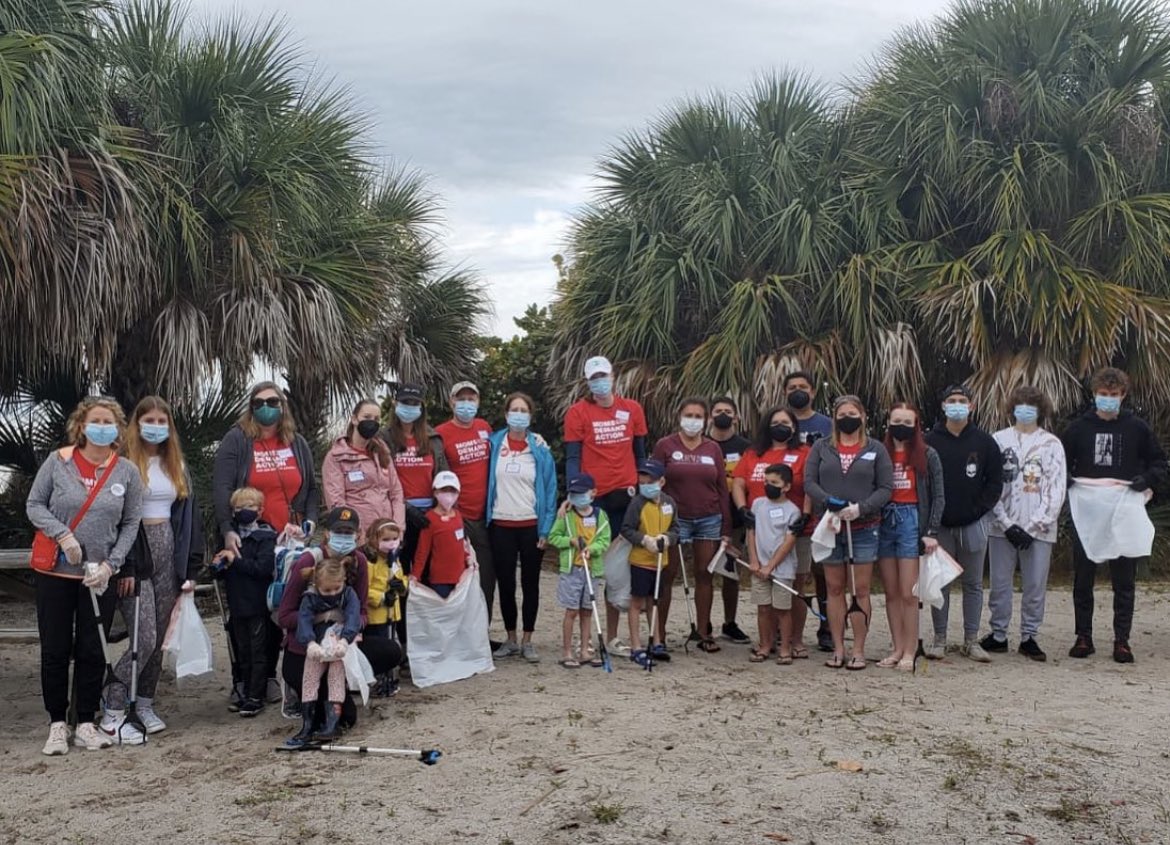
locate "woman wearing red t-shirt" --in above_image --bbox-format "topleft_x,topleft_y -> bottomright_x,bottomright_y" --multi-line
876,402 -> 944,671
653,398 -> 731,654
732,406 -> 813,655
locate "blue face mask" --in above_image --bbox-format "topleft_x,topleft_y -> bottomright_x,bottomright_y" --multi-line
140,422 -> 170,444
329,533 -> 357,555
1013,405 -> 1039,424
1095,394 -> 1122,414
253,405 -> 282,426
395,403 -> 422,424
639,482 -> 661,500
588,378 -> 612,397
569,492 -> 593,509
506,411 -> 530,430
454,401 -> 478,423
943,402 -> 970,421
84,423 -> 118,447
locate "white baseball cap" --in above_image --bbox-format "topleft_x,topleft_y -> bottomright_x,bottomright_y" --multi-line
432,470 -> 462,491
583,356 -> 613,378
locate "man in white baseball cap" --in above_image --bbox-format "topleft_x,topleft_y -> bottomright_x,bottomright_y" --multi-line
583,356 -> 612,379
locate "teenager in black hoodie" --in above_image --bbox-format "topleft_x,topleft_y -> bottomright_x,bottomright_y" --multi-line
924,385 -> 1003,663
1062,367 -> 1166,664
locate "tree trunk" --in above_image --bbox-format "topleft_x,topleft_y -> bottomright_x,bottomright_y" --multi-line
108,317 -> 158,411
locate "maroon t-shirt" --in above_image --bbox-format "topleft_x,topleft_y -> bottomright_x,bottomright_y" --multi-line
652,433 -> 732,535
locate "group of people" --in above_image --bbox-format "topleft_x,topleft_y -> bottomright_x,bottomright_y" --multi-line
23,358 -> 1164,756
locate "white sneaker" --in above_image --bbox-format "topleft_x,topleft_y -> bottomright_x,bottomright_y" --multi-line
99,711 -> 145,746
521,643 -> 540,663
42,721 -> 70,756
493,640 -> 522,658
74,722 -> 114,751
266,678 -> 282,704
136,698 -> 166,734
961,640 -> 992,663
925,636 -> 946,660
607,637 -> 631,657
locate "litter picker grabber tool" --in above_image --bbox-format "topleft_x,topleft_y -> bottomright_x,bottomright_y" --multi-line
646,539 -> 665,672
677,544 -> 702,654
913,554 -> 927,675
725,552 -> 824,620
579,544 -> 612,673
844,519 -> 869,629
120,579 -> 148,742
276,741 -> 441,764
89,586 -> 135,737
210,575 -> 239,682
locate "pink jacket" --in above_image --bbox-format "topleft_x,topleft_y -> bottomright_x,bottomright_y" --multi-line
321,438 -> 406,535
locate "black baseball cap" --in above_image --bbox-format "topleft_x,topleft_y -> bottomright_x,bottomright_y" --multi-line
941,384 -> 973,401
323,506 -> 360,532
397,383 -> 424,403
637,458 -> 666,480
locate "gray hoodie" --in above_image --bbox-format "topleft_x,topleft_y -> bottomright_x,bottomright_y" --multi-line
26,448 -> 144,576
804,436 -> 894,519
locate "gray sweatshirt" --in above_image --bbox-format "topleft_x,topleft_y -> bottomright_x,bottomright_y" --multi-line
26,448 -> 144,577
804,436 -> 894,519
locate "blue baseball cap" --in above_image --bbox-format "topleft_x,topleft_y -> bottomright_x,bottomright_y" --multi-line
637,458 -> 665,480
567,473 -> 596,494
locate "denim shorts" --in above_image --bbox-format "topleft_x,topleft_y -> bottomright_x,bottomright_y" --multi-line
823,523 -> 880,565
676,513 -> 723,543
878,503 -> 920,559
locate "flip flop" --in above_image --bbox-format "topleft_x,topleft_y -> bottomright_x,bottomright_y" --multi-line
696,638 -> 721,653
876,655 -> 900,669
776,654 -> 794,665
792,645 -> 810,660
846,656 -> 867,671
559,659 -> 581,669
749,650 -> 768,663
825,654 -> 845,669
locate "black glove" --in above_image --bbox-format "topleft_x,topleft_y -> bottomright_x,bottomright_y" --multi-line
826,496 -> 848,512
387,579 -> 408,598
739,506 -> 755,528
1005,525 -> 1033,550
788,514 -> 809,535
1130,475 -> 1149,493
405,504 -> 429,531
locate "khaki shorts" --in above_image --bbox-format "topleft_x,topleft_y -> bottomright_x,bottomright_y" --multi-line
795,536 -> 813,576
750,575 -> 795,610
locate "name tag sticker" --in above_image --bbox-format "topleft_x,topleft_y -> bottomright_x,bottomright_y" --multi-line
769,507 -> 787,519
860,452 -> 876,461
455,528 -> 465,540
783,454 -> 799,463
726,453 -> 740,462
478,430 -> 489,440
583,517 -> 597,528
347,470 -> 365,482
505,462 -> 521,474
700,455 -> 716,465
615,410 -> 630,422
661,504 -> 674,516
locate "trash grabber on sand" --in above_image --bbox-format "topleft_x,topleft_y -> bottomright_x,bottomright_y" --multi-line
579,544 -> 612,673
726,552 -> 824,621
677,543 -> 702,654
913,554 -> 927,675
277,742 -> 441,764
844,519 -> 869,629
646,539 -> 666,672
120,579 -> 148,742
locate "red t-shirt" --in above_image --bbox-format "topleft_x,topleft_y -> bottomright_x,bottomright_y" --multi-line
73,450 -> 98,490
435,419 -> 493,521
733,445 -> 810,512
394,435 -> 435,500
891,449 -> 919,505
415,509 -> 469,586
652,433 -> 731,532
563,397 -> 648,495
248,437 -> 304,531
838,442 -> 862,474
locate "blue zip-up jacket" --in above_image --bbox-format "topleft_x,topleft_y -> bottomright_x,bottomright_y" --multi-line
485,429 -> 558,539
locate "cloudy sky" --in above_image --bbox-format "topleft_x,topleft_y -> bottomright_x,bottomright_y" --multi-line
190,0 -> 951,337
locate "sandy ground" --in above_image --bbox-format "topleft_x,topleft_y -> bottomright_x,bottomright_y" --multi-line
1,572 -> 1168,845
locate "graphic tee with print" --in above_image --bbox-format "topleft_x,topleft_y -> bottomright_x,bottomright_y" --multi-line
436,419 -> 493,521
394,435 -> 435,501
248,437 -> 303,530
563,397 -> 648,495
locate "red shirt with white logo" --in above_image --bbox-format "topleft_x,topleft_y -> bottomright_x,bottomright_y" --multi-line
563,397 -> 648,496
435,419 -> 493,520
891,448 -> 919,505
394,435 -> 435,500
247,437 -> 303,530
415,509 -> 469,586
733,445 -> 810,514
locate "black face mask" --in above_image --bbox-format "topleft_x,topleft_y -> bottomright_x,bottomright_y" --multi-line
769,424 -> 793,443
234,508 -> 259,526
889,423 -> 916,442
788,390 -> 811,410
764,483 -> 786,500
712,413 -> 734,431
356,419 -> 380,440
836,416 -> 862,435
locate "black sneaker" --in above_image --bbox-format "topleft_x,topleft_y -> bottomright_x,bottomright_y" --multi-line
227,681 -> 244,713
980,633 -> 1009,653
721,622 -> 751,645
1113,641 -> 1135,664
1018,638 -> 1046,662
817,628 -> 834,652
1068,635 -> 1095,658
239,698 -> 264,718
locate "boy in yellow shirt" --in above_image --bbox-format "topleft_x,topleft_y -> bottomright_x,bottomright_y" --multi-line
620,459 -> 680,668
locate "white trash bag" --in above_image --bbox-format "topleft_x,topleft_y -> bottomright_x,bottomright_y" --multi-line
603,537 -> 632,611
811,512 -> 842,563
162,592 -> 215,679
406,566 -> 494,689
1068,478 -> 1155,563
914,547 -> 963,610
342,641 -> 376,706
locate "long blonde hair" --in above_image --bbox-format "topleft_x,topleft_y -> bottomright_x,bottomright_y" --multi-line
66,396 -> 127,449
237,381 -> 297,443
830,395 -> 868,448
124,395 -> 190,499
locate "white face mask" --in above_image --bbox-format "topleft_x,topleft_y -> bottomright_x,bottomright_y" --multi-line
680,417 -> 704,437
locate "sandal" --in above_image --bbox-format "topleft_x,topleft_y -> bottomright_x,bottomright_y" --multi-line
897,656 -> 915,673
696,638 -> 721,653
776,654 -> 794,665
876,655 -> 900,669
749,650 -> 769,663
792,644 -> 809,660
559,658 -> 581,669
846,656 -> 867,671
582,649 -> 604,668
825,653 -> 845,669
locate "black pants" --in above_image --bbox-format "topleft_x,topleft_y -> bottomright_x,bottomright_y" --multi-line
36,574 -> 114,724
231,615 -> 269,702
1072,533 -> 1137,642
226,616 -> 281,685
490,523 -> 543,633
597,489 -> 631,541
464,518 -> 495,621
281,637 -> 403,727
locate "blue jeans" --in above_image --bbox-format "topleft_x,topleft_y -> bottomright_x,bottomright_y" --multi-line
878,504 -> 919,559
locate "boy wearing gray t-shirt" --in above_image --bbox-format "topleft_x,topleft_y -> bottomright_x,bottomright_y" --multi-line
748,464 -> 801,663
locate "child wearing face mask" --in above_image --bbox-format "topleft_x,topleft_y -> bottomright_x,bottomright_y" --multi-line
548,473 -> 612,667
414,472 -> 472,599
363,519 -> 405,639
620,459 -> 680,667
210,487 -> 277,717
747,465 -> 802,664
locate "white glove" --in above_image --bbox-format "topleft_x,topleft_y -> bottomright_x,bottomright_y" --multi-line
840,503 -> 861,522
335,640 -> 348,658
641,536 -> 659,552
82,561 -> 113,593
306,642 -> 324,660
59,534 -> 83,565
657,534 -> 670,549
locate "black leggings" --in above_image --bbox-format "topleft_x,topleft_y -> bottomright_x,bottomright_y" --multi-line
490,523 -> 543,633
36,574 -> 114,724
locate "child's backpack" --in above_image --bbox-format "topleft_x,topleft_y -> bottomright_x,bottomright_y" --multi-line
267,522 -> 318,613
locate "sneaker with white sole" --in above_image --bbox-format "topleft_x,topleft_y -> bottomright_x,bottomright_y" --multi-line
521,643 -> 540,663
493,640 -> 522,658
42,721 -> 70,756
100,711 -> 145,746
136,697 -> 166,734
961,639 -> 992,663
924,636 -> 946,660
607,637 -> 631,657
74,722 -> 114,751
281,684 -> 301,720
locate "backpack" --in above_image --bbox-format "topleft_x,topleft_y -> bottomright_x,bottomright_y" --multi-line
266,523 -> 319,613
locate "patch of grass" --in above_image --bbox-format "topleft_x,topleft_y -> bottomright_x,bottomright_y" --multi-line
1042,798 -> 1100,824
870,812 -> 893,832
234,786 -> 292,807
943,774 -> 958,791
567,709 -> 583,726
591,803 -> 623,824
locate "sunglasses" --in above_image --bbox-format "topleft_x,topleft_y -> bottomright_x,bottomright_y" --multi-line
251,397 -> 282,410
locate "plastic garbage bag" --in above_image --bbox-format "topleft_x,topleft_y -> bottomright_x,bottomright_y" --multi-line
406,567 -> 494,689
602,537 -> 632,611
162,592 -> 215,679
914,547 -> 963,610
342,640 -> 376,706
1068,478 -> 1155,563
811,512 -> 841,562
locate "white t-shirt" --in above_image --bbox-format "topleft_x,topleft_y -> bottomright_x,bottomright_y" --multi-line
143,456 -> 178,519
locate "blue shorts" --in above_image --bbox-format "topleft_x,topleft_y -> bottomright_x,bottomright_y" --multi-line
630,565 -> 661,598
676,513 -> 722,543
878,504 -> 920,559
823,523 -> 880,565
